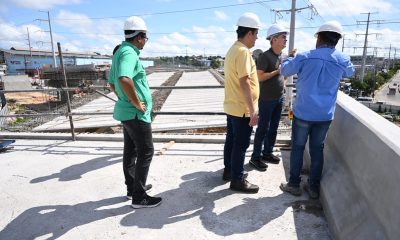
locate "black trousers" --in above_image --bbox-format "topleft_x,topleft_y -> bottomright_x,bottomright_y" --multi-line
122,118 -> 154,197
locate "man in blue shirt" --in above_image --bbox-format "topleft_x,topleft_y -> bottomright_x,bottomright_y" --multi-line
279,21 -> 354,199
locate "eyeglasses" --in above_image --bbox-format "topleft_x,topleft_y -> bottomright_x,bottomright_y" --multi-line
139,33 -> 149,42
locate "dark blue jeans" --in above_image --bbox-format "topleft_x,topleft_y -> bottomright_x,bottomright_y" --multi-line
122,118 -> 154,196
223,114 -> 253,180
252,97 -> 284,159
289,116 -> 331,191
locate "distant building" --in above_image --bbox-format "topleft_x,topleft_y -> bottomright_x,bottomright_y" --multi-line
350,55 -> 385,78
0,47 -> 112,76
0,64 -> 6,76
199,58 -> 211,67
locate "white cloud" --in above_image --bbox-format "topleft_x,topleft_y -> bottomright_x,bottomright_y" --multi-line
0,20 -> 53,50
310,0 -> 396,16
214,11 -> 229,21
157,32 -> 194,46
10,0 -> 81,9
54,10 -> 122,52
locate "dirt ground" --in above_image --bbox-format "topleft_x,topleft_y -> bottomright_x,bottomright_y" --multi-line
5,92 -> 56,105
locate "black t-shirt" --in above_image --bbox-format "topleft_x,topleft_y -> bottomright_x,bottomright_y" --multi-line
256,48 -> 284,101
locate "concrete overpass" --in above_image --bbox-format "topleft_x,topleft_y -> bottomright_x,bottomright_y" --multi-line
0,71 -> 399,239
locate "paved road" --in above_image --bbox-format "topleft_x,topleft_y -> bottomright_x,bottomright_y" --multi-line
375,71 -> 400,106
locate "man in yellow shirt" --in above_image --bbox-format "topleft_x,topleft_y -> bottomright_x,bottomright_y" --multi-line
223,12 -> 261,193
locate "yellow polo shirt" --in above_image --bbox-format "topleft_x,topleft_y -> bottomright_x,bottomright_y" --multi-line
223,41 -> 259,117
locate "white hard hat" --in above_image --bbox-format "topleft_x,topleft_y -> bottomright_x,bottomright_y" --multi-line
266,24 -> 288,40
315,21 -> 343,37
124,16 -> 147,32
236,12 -> 261,29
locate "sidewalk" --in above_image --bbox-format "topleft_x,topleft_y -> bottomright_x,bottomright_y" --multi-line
0,139 -> 330,240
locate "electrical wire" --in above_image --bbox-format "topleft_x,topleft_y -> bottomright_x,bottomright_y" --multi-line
56,0 -> 280,20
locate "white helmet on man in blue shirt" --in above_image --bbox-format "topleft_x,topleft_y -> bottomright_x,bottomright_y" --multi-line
315,21 -> 343,38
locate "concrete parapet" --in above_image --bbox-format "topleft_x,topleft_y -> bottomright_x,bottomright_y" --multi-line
315,92 -> 400,240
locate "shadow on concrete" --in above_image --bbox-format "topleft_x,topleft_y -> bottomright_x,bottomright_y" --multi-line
30,155 -> 121,183
120,170 -> 292,236
12,143 -> 123,151
0,197 -> 131,240
11,142 -> 124,156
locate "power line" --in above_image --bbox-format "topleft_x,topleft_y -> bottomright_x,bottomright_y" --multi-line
56,1 -> 279,20
41,20 -> 400,37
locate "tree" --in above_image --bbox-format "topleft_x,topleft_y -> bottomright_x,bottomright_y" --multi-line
210,58 -> 221,69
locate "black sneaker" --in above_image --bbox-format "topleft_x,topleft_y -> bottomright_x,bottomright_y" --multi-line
131,195 -> 162,209
262,154 -> 280,164
230,179 -> 259,193
249,158 -> 268,171
303,183 -> 319,199
126,184 -> 152,200
222,168 -> 248,181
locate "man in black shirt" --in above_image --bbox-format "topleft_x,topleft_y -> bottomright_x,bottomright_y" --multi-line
250,24 -> 288,171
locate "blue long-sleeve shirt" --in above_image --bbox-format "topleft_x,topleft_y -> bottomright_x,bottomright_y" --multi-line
281,47 -> 354,121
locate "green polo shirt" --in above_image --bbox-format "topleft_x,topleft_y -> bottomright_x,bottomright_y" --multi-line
109,41 -> 152,123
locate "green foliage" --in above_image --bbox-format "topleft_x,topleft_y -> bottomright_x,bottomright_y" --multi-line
350,78 -> 367,91
210,58 -> 221,69
10,117 -> 29,126
350,61 -> 400,96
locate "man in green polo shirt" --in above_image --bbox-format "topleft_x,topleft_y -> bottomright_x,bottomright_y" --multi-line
109,16 -> 161,209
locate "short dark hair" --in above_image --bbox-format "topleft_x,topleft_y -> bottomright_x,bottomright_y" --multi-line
124,30 -> 146,42
236,26 -> 257,39
112,44 -> 121,55
318,31 -> 341,47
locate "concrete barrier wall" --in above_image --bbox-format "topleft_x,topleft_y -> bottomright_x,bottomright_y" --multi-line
315,92 -> 400,240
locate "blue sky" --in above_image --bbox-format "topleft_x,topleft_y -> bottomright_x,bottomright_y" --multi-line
1,0 -> 399,58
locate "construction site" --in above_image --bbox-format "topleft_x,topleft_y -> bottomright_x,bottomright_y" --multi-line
0,1 -> 400,237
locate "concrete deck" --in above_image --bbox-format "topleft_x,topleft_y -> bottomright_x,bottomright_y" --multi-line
0,139 -> 330,240
33,72 -> 175,132
152,71 -> 225,131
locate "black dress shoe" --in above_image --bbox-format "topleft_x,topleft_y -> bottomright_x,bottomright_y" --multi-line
222,169 -> 248,181
262,154 -> 280,164
249,158 -> 268,171
230,179 -> 259,193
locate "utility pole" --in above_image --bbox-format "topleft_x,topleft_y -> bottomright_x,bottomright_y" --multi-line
26,27 -> 32,57
388,44 -> 392,68
393,48 -> 397,69
341,34 -> 349,52
271,0 -> 317,110
357,12 -> 381,82
37,11 -> 57,67
185,45 -> 188,66
47,11 -> 57,67
372,47 -> 378,98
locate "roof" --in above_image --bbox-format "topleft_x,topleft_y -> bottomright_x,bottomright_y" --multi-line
0,47 -> 111,59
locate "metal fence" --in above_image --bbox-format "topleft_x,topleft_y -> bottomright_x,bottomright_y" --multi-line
0,85 -> 239,139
